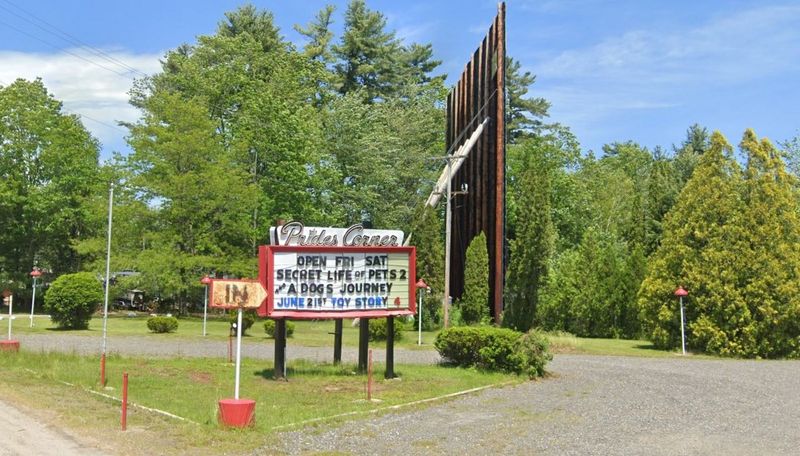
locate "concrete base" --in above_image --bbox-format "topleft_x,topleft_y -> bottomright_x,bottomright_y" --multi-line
218,399 -> 255,428
0,340 -> 20,352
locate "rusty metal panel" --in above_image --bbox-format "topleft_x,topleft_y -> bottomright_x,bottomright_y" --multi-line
445,2 -> 506,322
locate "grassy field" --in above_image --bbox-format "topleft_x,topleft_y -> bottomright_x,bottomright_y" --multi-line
7,313 -> 442,347
0,314 -> 705,453
0,349 -> 516,455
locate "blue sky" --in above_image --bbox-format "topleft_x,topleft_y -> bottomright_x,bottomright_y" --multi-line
1,0 -> 798,159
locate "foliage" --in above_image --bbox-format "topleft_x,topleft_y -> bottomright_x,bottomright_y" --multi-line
146,316 -> 178,333
263,319 -> 296,338
434,326 -> 551,378
0,79 -> 101,283
228,311 -> 256,336
410,205 -> 444,330
637,130 -> 800,358
367,317 -> 404,341
505,57 -> 551,142
43,272 -> 103,329
458,232 -> 490,325
505,137 -> 556,330
538,227 -> 644,338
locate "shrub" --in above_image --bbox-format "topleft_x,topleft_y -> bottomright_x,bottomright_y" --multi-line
263,319 -> 295,338
147,316 -> 178,333
43,272 -> 103,329
516,330 -> 553,378
368,317 -> 404,341
228,311 -> 256,335
434,326 -> 551,378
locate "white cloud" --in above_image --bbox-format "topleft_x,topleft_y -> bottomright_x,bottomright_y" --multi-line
0,49 -> 162,155
528,4 -> 800,140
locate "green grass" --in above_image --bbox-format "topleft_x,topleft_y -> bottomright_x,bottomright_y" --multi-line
0,349 -> 516,454
546,332 -> 705,358
9,313 -> 442,348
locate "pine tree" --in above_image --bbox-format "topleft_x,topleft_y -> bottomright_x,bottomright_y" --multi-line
459,231 -> 490,325
638,132 -> 751,354
740,130 -> 800,357
504,139 -> 555,331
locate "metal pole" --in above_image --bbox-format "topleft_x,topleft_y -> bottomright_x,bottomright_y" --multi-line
418,289 -> 422,345
202,284 -> 208,337
234,307 -> 243,399
680,296 -> 686,355
29,276 -> 37,328
443,159 -> 452,328
102,184 -> 114,357
7,294 -> 12,340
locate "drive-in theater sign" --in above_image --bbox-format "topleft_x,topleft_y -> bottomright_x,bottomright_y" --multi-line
257,222 -> 415,319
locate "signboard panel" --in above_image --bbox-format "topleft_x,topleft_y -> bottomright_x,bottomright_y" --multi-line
209,279 -> 267,309
269,221 -> 404,247
258,245 -> 416,319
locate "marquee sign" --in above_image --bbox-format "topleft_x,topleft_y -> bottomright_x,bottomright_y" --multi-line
257,245 -> 416,319
269,221 -> 404,247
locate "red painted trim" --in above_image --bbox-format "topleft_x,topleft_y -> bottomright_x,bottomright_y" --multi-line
260,245 -> 417,320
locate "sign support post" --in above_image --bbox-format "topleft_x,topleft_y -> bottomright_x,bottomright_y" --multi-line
333,319 -> 343,365
358,318 -> 369,374
274,319 -> 286,380
385,316 -> 395,379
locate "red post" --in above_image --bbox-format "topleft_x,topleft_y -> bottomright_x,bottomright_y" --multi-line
121,372 -> 128,431
100,353 -> 106,387
367,349 -> 373,401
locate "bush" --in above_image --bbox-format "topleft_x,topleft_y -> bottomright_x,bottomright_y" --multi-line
228,311 -> 256,335
147,316 -> 178,333
263,319 -> 295,338
43,272 -> 103,329
434,326 -> 551,378
368,317 -> 404,341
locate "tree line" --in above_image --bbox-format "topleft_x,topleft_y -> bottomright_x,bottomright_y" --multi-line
1,2 -> 799,357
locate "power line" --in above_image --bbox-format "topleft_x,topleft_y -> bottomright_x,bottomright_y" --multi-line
0,18 -> 135,78
0,0 -> 148,79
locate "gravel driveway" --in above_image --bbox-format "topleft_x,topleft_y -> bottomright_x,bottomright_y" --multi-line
13,333 -> 800,455
271,355 -> 800,455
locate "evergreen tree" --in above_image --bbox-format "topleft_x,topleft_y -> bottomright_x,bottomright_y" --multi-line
638,132 -> 751,353
539,227 -> 642,338
409,205 -> 444,329
504,138 -> 555,331
739,130 -> 800,357
506,57 -> 550,142
459,232 -> 490,325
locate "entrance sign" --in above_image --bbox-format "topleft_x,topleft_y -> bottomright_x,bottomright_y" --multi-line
270,221 -> 404,247
258,245 -> 416,319
209,279 -> 268,309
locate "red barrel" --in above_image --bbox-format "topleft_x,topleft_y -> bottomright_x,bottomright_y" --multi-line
218,399 -> 256,427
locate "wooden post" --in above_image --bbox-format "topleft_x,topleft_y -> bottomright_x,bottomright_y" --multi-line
385,316 -> 395,379
333,319 -> 343,365
358,318 -> 369,373
121,372 -> 128,431
274,319 -> 286,379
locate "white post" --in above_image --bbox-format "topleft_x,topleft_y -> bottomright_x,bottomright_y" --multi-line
418,289 -> 423,345
29,277 -> 37,328
680,296 -> 686,355
7,294 -> 12,340
443,159 -> 452,328
202,284 -> 208,337
102,184 -> 114,357
234,307 -> 243,400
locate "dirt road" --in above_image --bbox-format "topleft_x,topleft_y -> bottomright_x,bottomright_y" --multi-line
0,399 -> 103,456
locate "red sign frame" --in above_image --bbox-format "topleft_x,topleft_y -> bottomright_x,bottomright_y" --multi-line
258,245 -> 416,319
